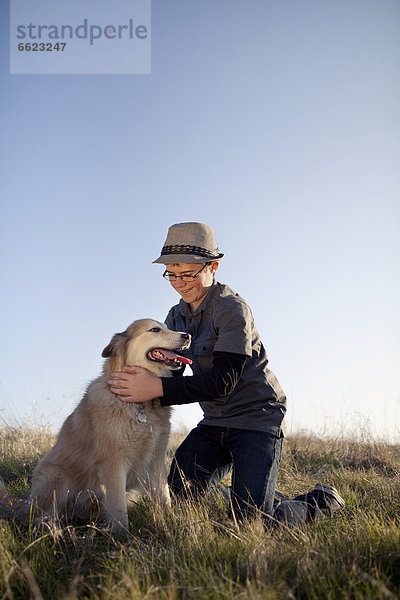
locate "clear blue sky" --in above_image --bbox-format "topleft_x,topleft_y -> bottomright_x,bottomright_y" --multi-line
1,0 -> 399,440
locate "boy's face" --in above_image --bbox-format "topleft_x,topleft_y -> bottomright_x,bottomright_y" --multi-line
164,262 -> 219,311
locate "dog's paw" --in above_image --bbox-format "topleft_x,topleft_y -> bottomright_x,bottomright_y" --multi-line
109,520 -> 130,540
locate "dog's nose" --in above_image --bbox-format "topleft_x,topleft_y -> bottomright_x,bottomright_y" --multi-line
182,333 -> 190,341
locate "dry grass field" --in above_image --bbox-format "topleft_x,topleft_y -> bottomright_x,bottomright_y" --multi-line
0,423 -> 399,599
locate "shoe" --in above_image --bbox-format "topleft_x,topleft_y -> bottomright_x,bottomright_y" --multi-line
311,483 -> 345,515
273,499 -> 315,526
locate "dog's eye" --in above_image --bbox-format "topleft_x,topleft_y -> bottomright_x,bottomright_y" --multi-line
149,327 -> 161,333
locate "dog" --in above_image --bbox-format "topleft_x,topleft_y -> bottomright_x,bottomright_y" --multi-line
28,319 -> 191,536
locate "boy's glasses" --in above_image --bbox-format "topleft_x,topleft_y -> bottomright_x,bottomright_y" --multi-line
163,262 -> 210,282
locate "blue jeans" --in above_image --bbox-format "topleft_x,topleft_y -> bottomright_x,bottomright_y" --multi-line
168,425 -> 284,518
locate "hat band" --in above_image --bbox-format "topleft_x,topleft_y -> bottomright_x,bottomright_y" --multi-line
161,244 -> 220,259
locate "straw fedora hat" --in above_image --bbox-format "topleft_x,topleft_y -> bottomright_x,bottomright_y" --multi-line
153,222 -> 224,264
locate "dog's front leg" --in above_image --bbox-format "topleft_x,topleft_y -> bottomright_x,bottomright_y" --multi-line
100,466 -> 129,536
146,429 -> 171,508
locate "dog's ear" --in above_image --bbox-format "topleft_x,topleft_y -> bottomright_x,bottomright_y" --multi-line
101,332 -> 128,358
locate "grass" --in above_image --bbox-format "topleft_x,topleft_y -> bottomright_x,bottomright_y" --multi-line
0,424 -> 399,599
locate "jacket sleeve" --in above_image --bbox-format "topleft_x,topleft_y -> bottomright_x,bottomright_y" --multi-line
159,351 -> 247,406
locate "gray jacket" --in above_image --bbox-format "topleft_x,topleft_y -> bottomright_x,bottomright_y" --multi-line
165,281 -> 286,436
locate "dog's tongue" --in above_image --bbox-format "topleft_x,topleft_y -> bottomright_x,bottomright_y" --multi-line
161,349 -> 192,365
176,354 -> 192,365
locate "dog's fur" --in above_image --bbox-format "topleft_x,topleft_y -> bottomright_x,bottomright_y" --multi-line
27,319 -> 190,536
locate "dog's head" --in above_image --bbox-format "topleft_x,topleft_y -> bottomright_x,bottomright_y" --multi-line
101,319 -> 192,376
